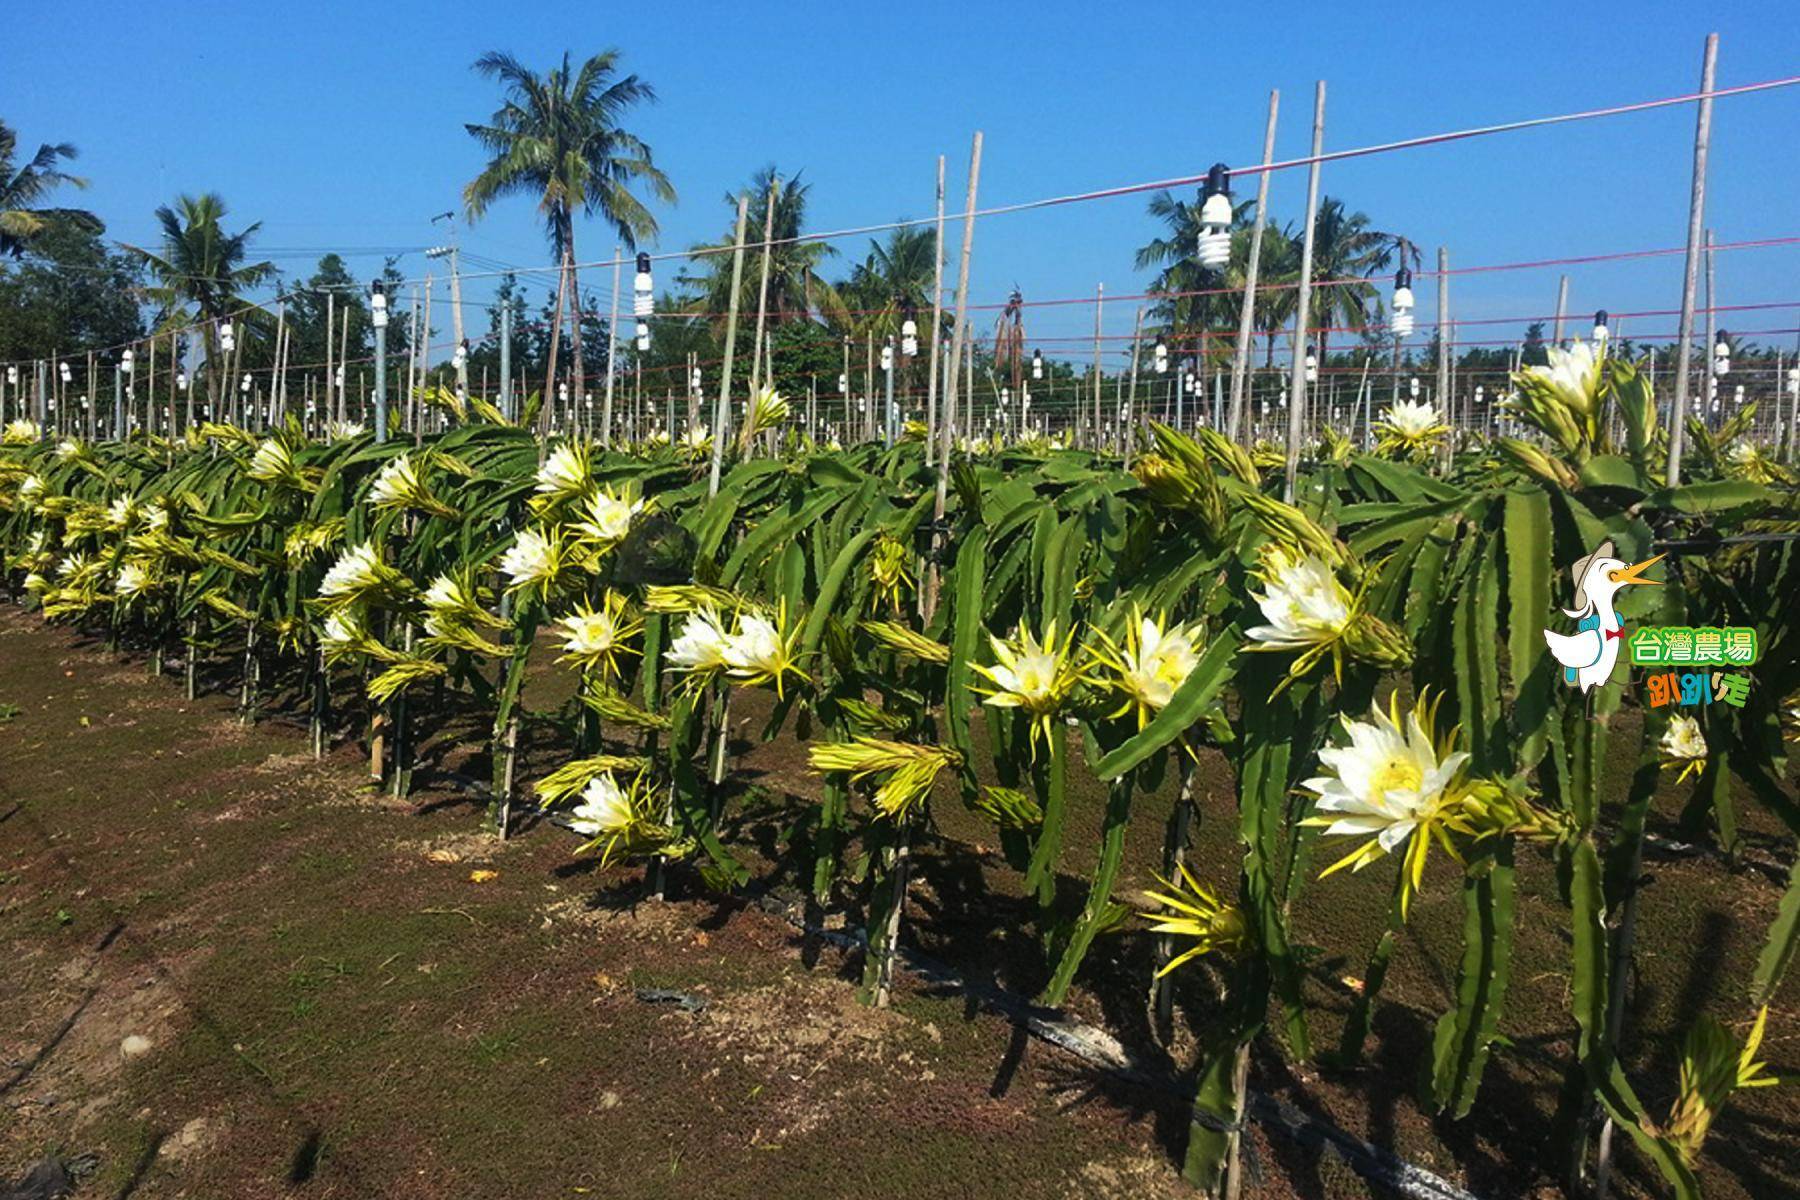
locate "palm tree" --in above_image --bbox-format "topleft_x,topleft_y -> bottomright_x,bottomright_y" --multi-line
464,49 -> 676,404
1292,197 -> 1418,364
838,224 -> 935,338
681,167 -> 842,330
0,121 -> 101,258
124,193 -> 275,403
1134,191 -> 1257,369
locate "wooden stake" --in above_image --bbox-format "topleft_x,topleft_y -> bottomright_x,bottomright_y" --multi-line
1283,81 -> 1327,503
601,245 -> 622,443
1230,89 -> 1280,442
1436,248 -> 1451,470
1702,228 -> 1717,428
936,131 -> 984,542
1666,33 -> 1718,487
709,196 -> 751,497
748,177 -> 779,392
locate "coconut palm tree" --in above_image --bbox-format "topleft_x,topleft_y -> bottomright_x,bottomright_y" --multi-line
0,121 -> 101,258
1292,197 -> 1418,364
1134,191 -> 1259,369
681,167 -> 843,330
124,193 -> 275,403
463,49 -> 677,405
838,224 -> 935,338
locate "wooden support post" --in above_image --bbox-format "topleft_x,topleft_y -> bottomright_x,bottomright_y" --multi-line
1666,32 -> 1718,487
709,196 -> 751,497
1283,81 -> 1326,503
1230,90 -> 1280,443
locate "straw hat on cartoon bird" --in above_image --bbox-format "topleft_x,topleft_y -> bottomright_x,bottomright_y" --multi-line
1543,539 -> 1663,693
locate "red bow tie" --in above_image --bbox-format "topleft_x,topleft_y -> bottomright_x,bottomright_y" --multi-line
1604,626 -> 1624,641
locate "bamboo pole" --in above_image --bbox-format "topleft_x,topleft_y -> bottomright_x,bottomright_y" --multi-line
938,131 -> 984,519
924,155 -> 947,471
1702,228 -> 1717,426
1091,284 -> 1104,449
1230,90 -> 1280,443
748,178 -> 779,392
600,245 -> 622,443
1283,81 -> 1327,503
1666,33 -> 1718,487
1436,248 -> 1451,470
709,196 -> 752,497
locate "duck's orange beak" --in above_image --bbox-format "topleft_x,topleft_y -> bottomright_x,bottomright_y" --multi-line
1608,553 -> 1665,586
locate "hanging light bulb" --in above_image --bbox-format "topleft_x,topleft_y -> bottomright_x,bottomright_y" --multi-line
5,365 -> 16,385
1592,309 -> 1609,344
1787,366 -> 1799,395
635,321 -> 650,353
1153,340 -> 1168,374
880,340 -> 894,371
1391,268 -> 1415,338
692,365 -> 704,392
836,372 -> 847,394
1304,346 -> 1318,384
219,321 -> 235,353
452,340 -> 468,370
901,300 -> 919,357
999,387 -> 1010,409
1031,349 -> 1043,381
1196,163 -> 1232,269
121,348 -> 135,375
334,366 -> 345,389
558,382 -> 569,404
1713,331 -> 1730,377
633,252 -> 654,318
176,371 -> 188,392
370,280 -> 388,329
1409,376 -> 1420,400
1733,384 -> 1745,406
585,392 -> 594,410
59,361 -> 72,384
240,374 -> 251,394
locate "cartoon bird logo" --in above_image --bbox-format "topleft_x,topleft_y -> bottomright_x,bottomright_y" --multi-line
1543,539 -> 1664,693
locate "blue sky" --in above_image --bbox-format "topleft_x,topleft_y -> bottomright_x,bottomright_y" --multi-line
7,1 -> 1800,370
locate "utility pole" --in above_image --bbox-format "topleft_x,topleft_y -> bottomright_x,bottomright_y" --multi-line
1552,274 -> 1569,345
1283,81 -> 1326,503
1667,33 -> 1718,487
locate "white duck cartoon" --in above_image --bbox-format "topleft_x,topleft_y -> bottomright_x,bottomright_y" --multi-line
1543,539 -> 1664,692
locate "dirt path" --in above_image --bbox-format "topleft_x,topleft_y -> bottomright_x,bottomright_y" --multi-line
0,609 -> 1210,1199
4,605 -> 1797,1200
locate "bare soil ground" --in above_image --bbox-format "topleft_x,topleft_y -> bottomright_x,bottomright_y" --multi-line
2,606 -> 1796,1199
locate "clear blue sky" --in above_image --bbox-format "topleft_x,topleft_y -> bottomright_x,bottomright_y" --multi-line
7,1 -> 1800,369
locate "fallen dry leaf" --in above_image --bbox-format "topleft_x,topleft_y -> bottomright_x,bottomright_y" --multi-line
469,869 -> 499,884
426,849 -> 461,864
